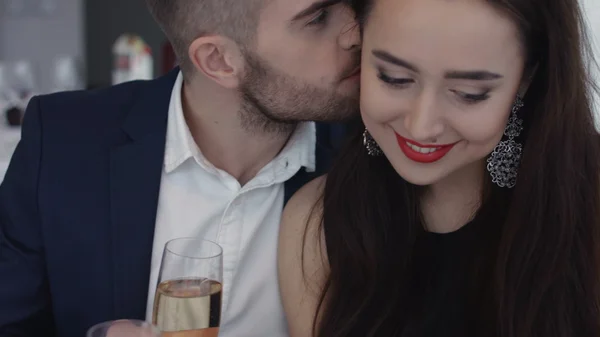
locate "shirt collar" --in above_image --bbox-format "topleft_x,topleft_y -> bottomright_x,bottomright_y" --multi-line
164,72 -> 200,173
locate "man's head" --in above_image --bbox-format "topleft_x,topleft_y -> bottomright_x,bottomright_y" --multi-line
145,0 -> 361,133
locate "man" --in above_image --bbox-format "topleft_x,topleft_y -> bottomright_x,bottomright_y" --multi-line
0,0 -> 361,336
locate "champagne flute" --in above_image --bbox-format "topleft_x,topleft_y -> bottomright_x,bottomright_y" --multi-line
152,238 -> 223,337
87,319 -> 161,337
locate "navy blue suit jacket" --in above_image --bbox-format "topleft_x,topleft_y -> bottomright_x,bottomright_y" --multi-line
0,69 -> 343,337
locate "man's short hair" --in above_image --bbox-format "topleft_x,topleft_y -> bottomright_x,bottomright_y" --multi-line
145,0 -> 265,76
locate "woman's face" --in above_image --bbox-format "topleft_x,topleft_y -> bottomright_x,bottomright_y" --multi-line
360,0 -> 527,186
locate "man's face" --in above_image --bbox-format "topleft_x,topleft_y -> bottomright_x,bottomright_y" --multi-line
238,0 -> 361,134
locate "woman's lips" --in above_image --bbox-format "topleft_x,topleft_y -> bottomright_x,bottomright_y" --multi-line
395,133 -> 458,163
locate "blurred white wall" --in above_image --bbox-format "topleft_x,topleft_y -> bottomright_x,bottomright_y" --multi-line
0,0 -> 84,94
581,0 -> 600,126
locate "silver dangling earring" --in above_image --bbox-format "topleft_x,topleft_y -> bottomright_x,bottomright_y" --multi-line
363,129 -> 383,156
486,96 -> 524,188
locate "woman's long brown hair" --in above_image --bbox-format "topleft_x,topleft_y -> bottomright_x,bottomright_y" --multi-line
309,0 -> 600,336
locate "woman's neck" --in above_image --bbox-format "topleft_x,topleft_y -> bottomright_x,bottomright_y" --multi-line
421,159 -> 486,233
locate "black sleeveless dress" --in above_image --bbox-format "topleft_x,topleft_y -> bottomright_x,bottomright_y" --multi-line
399,218 -> 488,337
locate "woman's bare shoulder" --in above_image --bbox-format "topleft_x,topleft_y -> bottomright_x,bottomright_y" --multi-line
278,175 -> 328,337
283,175 -> 326,222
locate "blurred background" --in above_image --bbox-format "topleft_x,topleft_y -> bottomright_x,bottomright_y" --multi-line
0,0 -> 599,181
0,0 -> 175,179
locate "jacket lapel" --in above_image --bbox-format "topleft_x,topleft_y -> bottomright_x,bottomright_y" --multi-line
109,69 -> 178,319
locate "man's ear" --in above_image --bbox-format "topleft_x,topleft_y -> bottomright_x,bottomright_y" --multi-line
188,35 -> 245,88
518,62 -> 539,97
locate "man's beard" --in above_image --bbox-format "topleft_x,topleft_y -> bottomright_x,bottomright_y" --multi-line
237,50 -> 360,136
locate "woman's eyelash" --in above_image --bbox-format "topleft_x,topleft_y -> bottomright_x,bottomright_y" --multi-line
451,90 -> 491,104
376,71 -> 414,86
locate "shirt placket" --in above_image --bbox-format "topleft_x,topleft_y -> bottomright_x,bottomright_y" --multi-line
216,196 -> 243,318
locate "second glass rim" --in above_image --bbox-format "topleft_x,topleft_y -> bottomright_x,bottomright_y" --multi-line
164,237 -> 223,260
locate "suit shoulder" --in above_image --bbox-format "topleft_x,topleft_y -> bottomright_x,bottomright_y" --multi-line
34,80 -> 149,120
28,79 -> 168,140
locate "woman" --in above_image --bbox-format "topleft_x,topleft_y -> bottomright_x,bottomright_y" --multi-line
278,0 -> 600,336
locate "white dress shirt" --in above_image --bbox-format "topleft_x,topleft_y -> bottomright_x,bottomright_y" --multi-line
145,72 -> 316,336
0,123 -> 21,183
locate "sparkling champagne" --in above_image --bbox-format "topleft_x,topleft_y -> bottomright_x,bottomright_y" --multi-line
153,278 -> 222,337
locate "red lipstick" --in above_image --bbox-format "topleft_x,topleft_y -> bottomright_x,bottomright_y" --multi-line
395,133 -> 457,163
